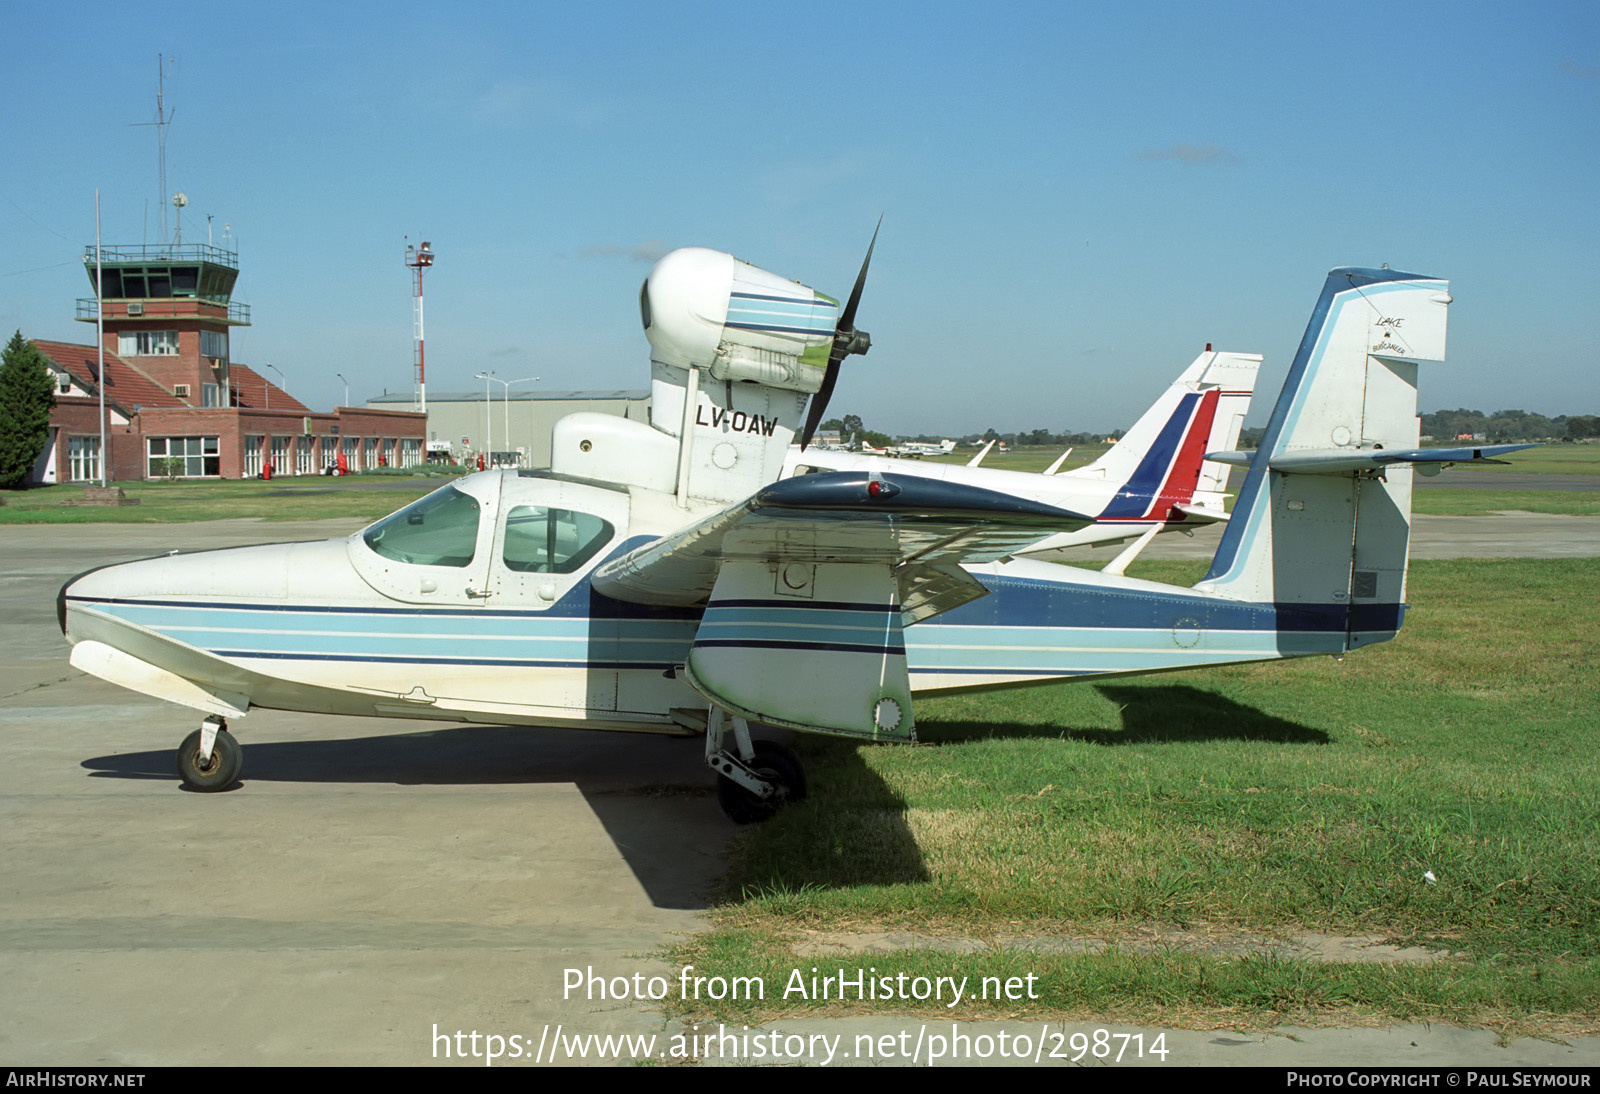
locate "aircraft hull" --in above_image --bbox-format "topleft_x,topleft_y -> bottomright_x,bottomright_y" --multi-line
62,551 -> 1390,731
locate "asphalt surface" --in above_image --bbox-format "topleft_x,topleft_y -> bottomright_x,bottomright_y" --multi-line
2,517 -> 1596,1067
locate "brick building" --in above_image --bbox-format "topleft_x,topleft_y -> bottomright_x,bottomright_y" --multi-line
25,241 -> 423,483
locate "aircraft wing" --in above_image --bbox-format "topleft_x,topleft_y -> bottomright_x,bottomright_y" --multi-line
1205,443 -> 1536,474
591,471 -> 1091,741
592,471 -> 1092,607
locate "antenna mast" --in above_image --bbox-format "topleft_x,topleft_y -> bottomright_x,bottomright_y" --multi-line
131,54 -> 177,242
404,239 -> 435,413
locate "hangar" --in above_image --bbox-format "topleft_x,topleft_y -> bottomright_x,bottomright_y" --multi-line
365,388 -> 650,468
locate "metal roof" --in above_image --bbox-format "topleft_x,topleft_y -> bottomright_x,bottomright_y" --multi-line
367,389 -> 648,404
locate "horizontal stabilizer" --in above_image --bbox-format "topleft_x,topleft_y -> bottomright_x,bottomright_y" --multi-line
1203,450 -> 1253,467
1170,503 -> 1230,524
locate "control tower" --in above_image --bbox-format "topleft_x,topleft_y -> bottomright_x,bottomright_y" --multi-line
77,242 -> 252,407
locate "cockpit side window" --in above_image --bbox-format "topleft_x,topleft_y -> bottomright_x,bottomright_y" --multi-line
502,507 -> 614,574
363,485 -> 481,567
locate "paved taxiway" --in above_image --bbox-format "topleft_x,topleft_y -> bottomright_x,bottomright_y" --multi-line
2,516 -> 1596,1066
2,520 -> 732,1065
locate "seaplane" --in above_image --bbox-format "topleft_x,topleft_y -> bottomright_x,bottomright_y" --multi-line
58,238 -> 1531,822
785,344 -> 1262,573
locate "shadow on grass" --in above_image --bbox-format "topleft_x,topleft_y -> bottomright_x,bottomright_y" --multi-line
917,684 -> 1330,746
721,736 -> 930,897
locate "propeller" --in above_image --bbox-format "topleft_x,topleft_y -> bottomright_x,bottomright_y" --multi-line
800,219 -> 880,450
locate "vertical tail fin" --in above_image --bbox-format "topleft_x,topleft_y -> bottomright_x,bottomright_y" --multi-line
1194,353 -> 1262,495
1196,268 -> 1451,648
1070,350 -> 1263,520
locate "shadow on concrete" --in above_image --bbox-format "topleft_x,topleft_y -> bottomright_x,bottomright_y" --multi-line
81,724 -> 732,910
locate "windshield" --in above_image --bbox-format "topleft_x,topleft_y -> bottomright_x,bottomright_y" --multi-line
362,485 -> 481,567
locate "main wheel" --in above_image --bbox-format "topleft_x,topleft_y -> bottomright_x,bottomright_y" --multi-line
176,728 -> 243,791
716,740 -> 806,825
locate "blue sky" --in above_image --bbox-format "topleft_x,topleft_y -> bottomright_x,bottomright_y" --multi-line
3,2 -> 1595,434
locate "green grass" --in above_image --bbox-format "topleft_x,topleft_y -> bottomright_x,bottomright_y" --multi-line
0,472 -> 459,524
669,558 -> 1600,1032
1411,490 -> 1600,516
920,445 -> 1107,474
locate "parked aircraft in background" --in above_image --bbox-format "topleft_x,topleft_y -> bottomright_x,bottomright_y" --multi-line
890,439 -> 957,458
784,348 -> 1261,569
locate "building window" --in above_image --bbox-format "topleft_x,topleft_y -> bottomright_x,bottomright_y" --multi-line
296,436 -> 314,477
243,436 -> 264,478
147,436 -> 219,478
201,330 -> 228,362
118,331 -> 181,357
402,438 -> 421,467
68,436 -> 101,482
202,383 -> 222,407
271,436 -> 291,475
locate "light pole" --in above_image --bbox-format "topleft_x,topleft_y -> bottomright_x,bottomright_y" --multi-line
474,371 -> 493,466
263,363 -> 286,477
264,363 -> 285,413
335,372 -> 349,408
479,375 -> 540,468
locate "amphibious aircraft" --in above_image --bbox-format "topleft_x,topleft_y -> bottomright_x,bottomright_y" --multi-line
784,346 -> 1262,570
59,241 -> 1530,822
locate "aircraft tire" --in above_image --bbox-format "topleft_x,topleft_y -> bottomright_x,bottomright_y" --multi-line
176,728 -> 243,792
716,741 -> 806,825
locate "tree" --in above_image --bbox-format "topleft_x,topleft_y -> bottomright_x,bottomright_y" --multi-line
0,332 -> 57,488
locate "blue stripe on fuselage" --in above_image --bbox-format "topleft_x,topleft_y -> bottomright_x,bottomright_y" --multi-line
70,562 -> 1398,679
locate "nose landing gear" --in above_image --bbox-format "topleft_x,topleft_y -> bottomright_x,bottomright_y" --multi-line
177,716 -> 242,791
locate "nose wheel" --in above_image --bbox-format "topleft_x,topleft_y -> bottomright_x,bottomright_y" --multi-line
704,709 -> 806,824
177,717 -> 242,791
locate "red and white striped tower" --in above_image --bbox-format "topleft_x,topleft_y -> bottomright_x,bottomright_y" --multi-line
404,240 -> 435,413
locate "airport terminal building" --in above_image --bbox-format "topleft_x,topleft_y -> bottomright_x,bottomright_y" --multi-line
25,241 -> 425,483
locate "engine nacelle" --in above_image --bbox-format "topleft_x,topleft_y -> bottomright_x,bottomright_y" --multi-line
640,248 -> 838,394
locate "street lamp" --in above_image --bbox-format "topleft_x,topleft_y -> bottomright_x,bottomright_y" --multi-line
474,371 -> 494,465
264,363 -> 285,413
335,372 -> 349,408
481,375 -> 539,468
263,363 -> 287,477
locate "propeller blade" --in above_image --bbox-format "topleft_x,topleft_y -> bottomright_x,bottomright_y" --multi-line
837,217 -> 879,334
800,359 -> 843,451
800,219 -> 881,451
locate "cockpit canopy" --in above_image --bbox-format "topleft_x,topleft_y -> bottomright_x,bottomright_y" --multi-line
351,475 -> 626,606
